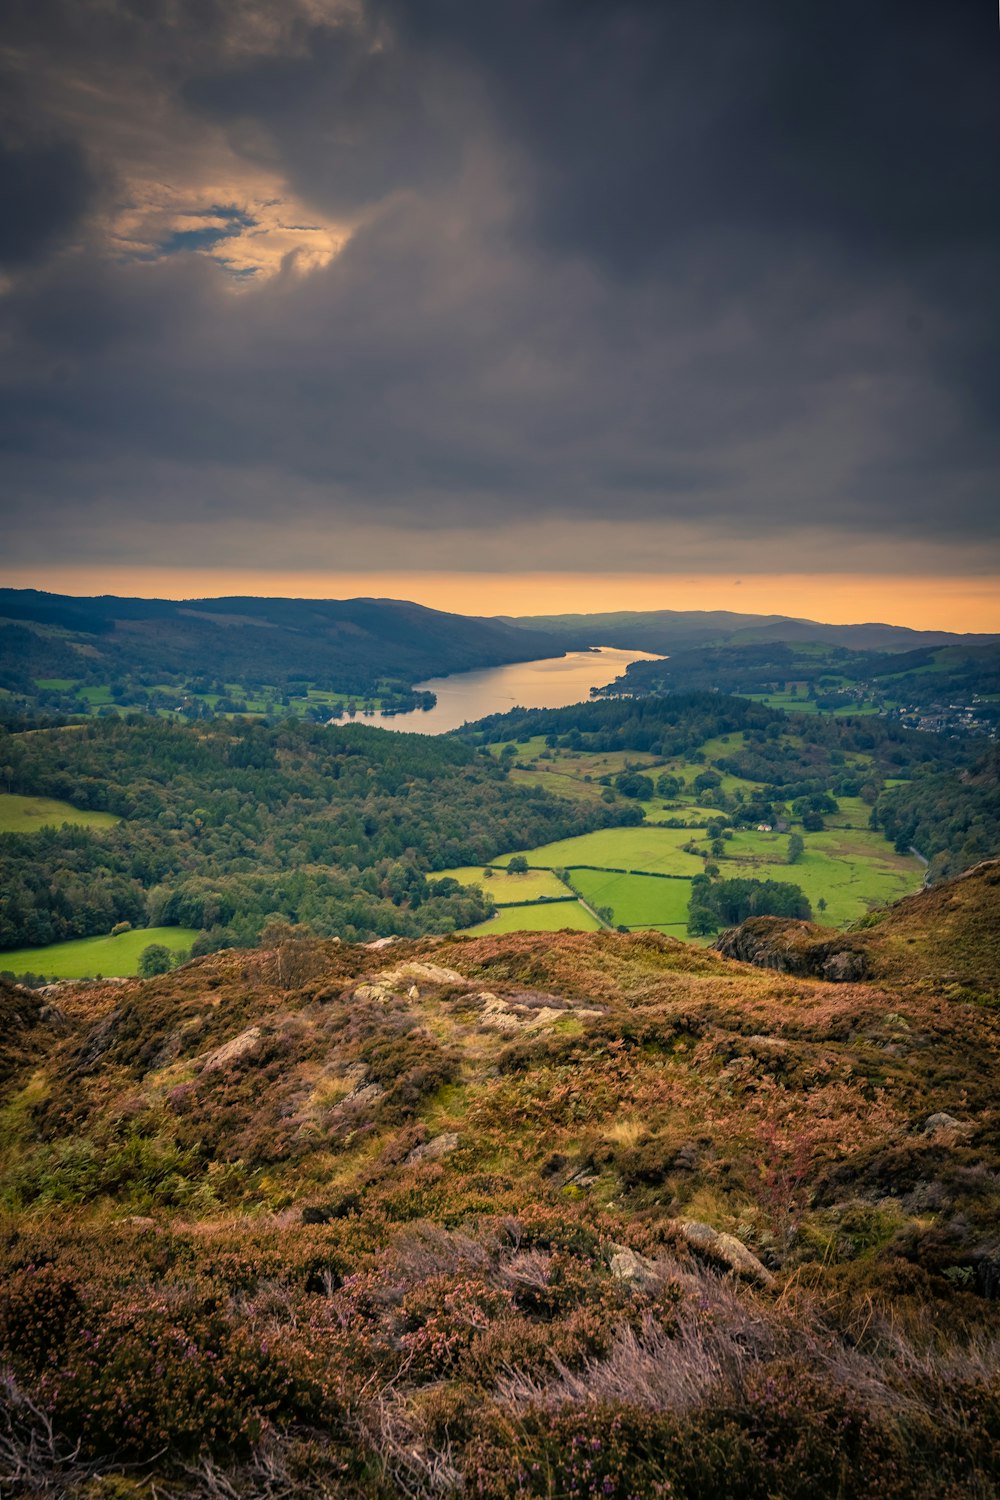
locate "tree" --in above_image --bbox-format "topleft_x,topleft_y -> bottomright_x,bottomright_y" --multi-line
507,855 -> 529,875
787,833 -> 804,864
615,771 -> 654,800
138,943 -> 172,977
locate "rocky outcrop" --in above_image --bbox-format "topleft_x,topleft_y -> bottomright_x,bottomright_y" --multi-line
714,917 -> 869,982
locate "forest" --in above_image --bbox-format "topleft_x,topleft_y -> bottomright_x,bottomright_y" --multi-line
2,692 -> 996,970
871,747 -> 1000,879
0,716 -> 623,957
0,591 -> 563,709
590,639 -> 1000,726
464,691 -> 971,790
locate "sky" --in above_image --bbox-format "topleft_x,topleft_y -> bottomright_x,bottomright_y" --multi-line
2,0 -> 999,627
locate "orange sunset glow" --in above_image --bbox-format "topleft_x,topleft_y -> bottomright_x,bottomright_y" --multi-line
5,568 -> 999,634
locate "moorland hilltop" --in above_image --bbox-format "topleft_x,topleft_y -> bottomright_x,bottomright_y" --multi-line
1,862 -> 998,1497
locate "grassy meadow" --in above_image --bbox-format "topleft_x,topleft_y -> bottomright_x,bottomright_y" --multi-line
0,793 -> 119,834
570,868 -> 693,929
462,900 -> 601,934
440,865 -> 570,902
0,926 -> 198,980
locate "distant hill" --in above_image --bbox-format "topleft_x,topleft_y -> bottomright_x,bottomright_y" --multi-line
502,607 -> 1000,654
0,589 -> 565,701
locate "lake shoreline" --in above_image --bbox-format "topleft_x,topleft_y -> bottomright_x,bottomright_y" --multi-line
337,645 -> 663,735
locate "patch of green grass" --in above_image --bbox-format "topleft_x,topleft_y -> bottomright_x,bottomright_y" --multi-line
825,796 -> 875,829
508,767 -> 605,804
494,814 -> 922,931
502,826 -> 704,876
715,830 -> 921,926
0,927 -> 198,980
436,865 -> 571,902
570,869 -> 693,927
462,901 -> 601,935
744,691 -> 818,713
0,794 -> 120,834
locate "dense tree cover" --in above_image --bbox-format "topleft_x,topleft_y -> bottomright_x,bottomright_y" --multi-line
688,875 -> 812,934
0,717 -> 621,953
467,692 -> 779,755
0,591 -> 563,707
871,747 -> 1000,879
465,692 -> 971,790
594,641 -> 1000,726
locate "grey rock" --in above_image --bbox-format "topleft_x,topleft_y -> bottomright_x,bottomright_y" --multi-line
609,1246 -> 661,1290
200,1025 -> 263,1073
405,1131 -> 460,1165
678,1219 -> 775,1286
821,949 -> 870,982
923,1113 -> 973,1138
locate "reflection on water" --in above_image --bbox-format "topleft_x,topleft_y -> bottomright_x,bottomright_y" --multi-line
346,646 -> 662,735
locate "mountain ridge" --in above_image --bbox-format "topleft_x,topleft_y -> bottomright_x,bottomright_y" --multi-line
501,607 -> 1000,654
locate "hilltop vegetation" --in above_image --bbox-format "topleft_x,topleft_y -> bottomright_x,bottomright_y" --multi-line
0,863 -> 998,1497
504,607 -> 996,654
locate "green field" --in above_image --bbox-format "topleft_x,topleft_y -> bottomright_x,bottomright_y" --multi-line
825,795 -> 875,830
488,819 -> 922,934
719,832 -> 920,927
462,901 -> 601,935
0,794 -> 120,834
438,865 -> 570,903
504,826 -> 703,876
0,927 -> 198,980
571,869 -> 693,928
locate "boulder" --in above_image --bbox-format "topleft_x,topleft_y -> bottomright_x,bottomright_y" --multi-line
922,1113 -> 973,1138
609,1246 -> 661,1291
405,1131 -> 460,1165
200,1025 -> 263,1073
678,1220 -> 775,1286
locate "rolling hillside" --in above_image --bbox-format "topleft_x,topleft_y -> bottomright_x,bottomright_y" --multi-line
0,590 -> 565,704
1,865 -> 998,1496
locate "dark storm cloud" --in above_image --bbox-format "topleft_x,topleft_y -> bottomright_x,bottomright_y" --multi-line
0,139 -> 97,269
378,0 -> 1000,263
0,0 -> 998,572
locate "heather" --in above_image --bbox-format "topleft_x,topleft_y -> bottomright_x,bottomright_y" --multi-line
0,866 -> 998,1495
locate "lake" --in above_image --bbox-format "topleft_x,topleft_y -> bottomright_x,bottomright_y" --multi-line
348,646 -> 662,735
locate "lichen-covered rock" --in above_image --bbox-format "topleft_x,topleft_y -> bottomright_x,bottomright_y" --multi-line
821,949 -> 870,982
715,918 -> 869,981
922,1112 -> 973,1138
678,1220 -> 775,1286
405,1131 -> 460,1165
200,1025 -> 263,1073
609,1246 -> 661,1290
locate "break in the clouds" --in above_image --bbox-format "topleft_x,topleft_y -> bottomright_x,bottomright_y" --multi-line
1,0 -> 998,576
